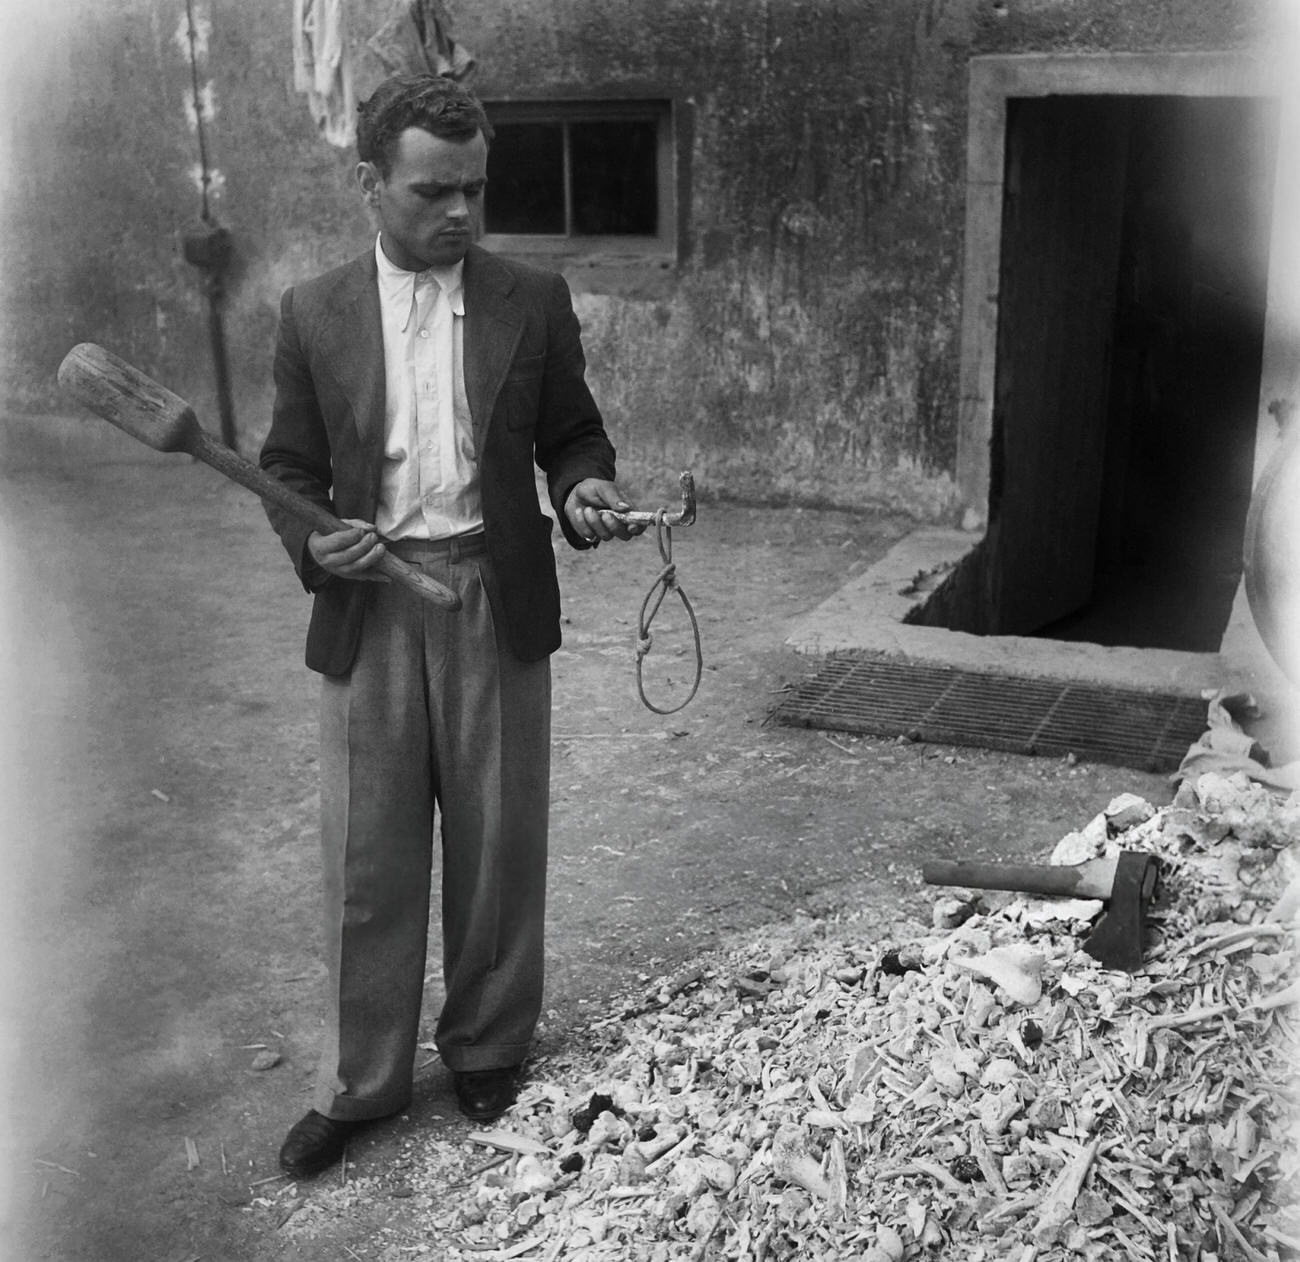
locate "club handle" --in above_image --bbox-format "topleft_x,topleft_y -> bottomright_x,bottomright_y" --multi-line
193,433 -> 462,611
373,550 -> 463,608
57,344 -> 461,611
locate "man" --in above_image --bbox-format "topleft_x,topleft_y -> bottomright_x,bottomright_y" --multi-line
259,73 -> 640,1179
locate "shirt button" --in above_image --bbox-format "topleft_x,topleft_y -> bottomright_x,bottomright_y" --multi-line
419,328 -> 430,338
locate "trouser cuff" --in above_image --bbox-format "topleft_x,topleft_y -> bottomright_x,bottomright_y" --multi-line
438,1041 -> 531,1074
312,1086 -> 411,1122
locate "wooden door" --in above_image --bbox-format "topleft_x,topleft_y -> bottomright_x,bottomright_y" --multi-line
982,96 -> 1130,635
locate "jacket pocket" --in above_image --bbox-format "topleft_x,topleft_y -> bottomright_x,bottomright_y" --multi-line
506,352 -> 545,382
503,358 -> 544,430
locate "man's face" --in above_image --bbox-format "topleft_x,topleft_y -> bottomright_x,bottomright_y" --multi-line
358,126 -> 488,271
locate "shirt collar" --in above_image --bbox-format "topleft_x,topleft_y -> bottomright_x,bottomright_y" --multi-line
374,235 -> 466,329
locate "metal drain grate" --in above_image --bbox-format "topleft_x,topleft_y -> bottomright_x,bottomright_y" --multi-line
775,656 -> 1208,772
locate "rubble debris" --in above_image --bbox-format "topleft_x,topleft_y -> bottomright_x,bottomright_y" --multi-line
932,894 -> 981,930
1176,690 -> 1300,794
878,944 -> 925,976
283,769 -> 1299,1260
571,1093 -> 620,1134
1105,793 -> 1155,833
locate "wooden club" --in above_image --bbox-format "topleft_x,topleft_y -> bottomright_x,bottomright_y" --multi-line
56,342 -> 462,611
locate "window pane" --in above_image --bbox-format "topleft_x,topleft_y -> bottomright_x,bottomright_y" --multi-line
485,122 -> 565,234
570,120 -> 658,235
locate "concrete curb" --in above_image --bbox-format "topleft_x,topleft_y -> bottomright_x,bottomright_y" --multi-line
786,527 -> 1295,712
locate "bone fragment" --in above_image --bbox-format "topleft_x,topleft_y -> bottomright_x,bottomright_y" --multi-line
1255,977 -> 1300,1011
468,1129 -> 551,1156
953,945 -> 1046,1006
770,1123 -> 831,1200
1033,1136 -> 1102,1245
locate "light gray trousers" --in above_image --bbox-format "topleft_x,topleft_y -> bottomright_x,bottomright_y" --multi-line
313,535 -> 551,1121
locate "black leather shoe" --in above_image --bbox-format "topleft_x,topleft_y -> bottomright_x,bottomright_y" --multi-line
454,1067 -> 520,1122
279,1110 -> 366,1178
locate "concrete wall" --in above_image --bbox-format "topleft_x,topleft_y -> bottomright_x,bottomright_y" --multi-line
0,0 -> 1267,514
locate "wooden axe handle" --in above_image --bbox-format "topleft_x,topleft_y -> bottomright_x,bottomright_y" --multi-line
922,857 -> 1117,902
57,343 -> 461,611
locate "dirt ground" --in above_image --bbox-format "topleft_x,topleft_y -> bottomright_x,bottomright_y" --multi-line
0,452 -> 1174,1261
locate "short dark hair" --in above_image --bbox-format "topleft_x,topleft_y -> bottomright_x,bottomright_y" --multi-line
356,75 -> 493,176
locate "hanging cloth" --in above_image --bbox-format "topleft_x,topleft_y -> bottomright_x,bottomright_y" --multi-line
367,0 -> 476,80
293,0 -> 356,147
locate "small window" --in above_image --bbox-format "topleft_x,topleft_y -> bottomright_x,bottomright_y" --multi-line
483,101 -> 674,259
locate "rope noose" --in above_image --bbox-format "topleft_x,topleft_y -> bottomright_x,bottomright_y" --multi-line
635,511 -> 703,715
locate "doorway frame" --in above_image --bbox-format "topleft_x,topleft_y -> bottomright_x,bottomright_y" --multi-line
955,52 -> 1281,530
789,50 -> 1297,732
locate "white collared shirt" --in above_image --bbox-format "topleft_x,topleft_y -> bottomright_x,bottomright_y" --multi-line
373,235 -> 483,540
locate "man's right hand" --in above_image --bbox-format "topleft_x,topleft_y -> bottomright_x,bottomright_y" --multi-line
307,519 -> 391,581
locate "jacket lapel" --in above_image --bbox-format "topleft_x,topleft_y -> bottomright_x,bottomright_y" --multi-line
315,253 -> 386,450
464,246 -> 524,455
313,245 -> 521,463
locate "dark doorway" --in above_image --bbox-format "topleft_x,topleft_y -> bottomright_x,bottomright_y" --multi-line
913,94 -> 1276,651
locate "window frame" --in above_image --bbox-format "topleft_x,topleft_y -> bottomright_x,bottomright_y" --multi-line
480,98 -> 676,262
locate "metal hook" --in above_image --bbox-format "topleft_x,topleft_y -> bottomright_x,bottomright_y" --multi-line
603,471 -> 696,527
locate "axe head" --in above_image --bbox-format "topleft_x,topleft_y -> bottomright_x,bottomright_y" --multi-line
1082,851 -> 1160,972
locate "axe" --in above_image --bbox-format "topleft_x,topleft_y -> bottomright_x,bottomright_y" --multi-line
922,852 -> 1160,972
56,343 -> 460,610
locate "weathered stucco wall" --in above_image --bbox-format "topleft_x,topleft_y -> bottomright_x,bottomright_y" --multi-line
0,0 -> 1268,515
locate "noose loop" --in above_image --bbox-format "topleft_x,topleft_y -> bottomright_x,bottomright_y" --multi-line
635,511 -> 703,715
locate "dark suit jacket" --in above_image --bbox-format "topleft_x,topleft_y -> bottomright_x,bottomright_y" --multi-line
259,244 -> 616,675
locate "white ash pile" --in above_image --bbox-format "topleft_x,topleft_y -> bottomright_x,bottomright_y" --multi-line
418,772 -> 1300,1261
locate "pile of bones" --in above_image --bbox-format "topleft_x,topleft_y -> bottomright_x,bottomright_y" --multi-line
283,735 -> 1300,1261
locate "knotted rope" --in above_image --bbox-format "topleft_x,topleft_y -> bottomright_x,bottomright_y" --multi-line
635,510 -> 703,715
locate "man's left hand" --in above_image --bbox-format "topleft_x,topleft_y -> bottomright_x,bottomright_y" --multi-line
564,479 -> 646,543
